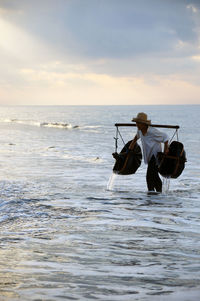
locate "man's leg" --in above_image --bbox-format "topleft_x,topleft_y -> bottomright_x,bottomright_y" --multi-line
146,156 -> 162,192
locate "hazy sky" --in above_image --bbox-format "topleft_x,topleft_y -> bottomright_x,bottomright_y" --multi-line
0,0 -> 200,105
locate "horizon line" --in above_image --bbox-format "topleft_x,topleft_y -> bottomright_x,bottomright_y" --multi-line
0,103 -> 199,107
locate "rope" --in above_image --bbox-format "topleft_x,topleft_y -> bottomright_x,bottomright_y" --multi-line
118,128 -> 126,147
114,126 -> 119,152
114,126 -> 127,153
169,129 -> 179,144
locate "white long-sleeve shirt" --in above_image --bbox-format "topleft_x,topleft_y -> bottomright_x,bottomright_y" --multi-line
137,127 -> 169,164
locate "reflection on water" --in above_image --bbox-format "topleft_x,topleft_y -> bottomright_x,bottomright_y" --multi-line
0,105 -> 200,300
0,182 -> 200,300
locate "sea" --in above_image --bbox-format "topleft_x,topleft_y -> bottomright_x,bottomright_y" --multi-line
0,105 -> 199,301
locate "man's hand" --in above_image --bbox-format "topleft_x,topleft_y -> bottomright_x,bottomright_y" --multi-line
112,152 -> 119,159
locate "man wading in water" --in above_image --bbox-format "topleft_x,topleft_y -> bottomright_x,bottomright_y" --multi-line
130,112 -> 169,193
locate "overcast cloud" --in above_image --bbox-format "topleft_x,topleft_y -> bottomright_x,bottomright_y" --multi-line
0,0 -> 200,105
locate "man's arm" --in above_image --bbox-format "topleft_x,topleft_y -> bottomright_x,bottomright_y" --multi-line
129,134 -> 138,150
164,140 -> 169,154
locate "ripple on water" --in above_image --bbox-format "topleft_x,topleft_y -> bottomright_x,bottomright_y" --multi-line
0,177 -> 200,300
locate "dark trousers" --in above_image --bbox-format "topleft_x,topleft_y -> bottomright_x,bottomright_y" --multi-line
146,156 -> 162,192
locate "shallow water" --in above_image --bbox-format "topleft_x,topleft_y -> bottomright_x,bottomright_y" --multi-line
0,105 -> 200,300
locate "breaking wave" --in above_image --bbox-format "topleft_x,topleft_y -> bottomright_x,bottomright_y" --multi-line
2,119 -> 79,129
40,122 -> 78,129
1,119 -> 103,132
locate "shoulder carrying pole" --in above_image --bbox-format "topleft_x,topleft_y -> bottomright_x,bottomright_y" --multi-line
115,123 -> 179,129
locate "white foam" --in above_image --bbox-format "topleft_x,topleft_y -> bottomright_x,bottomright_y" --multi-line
2,119 -> 41,127
162,177 -> 170,194
41,122 -> 73,129
1,119 -> 76,129
107,173 -> 118,191
63,153 -> 103,163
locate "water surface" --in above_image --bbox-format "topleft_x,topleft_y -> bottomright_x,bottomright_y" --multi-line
0,105 -> 199,300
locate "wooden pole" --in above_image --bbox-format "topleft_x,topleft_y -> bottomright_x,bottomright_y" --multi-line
115,123 -> 179,129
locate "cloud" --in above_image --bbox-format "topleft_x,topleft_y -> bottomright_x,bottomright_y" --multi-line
192,55 -> 200,61
62,0 -> 199,58
1,0 -> 200,60
1,0 -> 200,76
0,0 -> 200,104
5,66 -> 197,105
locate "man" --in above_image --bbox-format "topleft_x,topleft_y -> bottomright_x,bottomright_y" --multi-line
130,112 -> 169,193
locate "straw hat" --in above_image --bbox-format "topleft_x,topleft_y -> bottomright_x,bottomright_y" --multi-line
132,112 -> 151,125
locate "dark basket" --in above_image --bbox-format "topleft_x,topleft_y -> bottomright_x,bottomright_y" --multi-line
158,141 -> 186,179
113,141 -> 142,175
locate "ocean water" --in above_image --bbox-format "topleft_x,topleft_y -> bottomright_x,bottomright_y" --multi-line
0,105 -> 199,301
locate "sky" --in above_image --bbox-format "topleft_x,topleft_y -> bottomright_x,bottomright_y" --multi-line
0,0 -> 200,105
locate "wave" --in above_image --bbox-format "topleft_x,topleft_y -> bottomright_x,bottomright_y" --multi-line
1,119 -> 79,129
1,119 -> 103,132
63,153 -> 104,163
82,125 -> 101,129
40,122 -> 78,129
80,125 -> 102,133
3,119 -> 41,127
